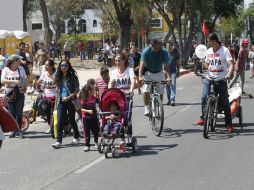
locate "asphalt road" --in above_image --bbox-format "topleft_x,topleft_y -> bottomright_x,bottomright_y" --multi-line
1,72 -> 254,190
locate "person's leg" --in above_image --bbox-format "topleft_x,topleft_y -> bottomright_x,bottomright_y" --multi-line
90,118 -> 99,144
166,84 -> 171,103
201,79 -> 211,120
170,72 -> 177,103
250,63 -> 253,78
229,71 -> 239,88
57,102 -> 67,143
83,117 -> 91,147
64,51 -> 67,60
16,94 -> 25,131
143,72 -> 152,115
8,102 -> 17,136
104,123 -> 110,134
218,81 -> 232,126
239,70 -> 245,92
66,102 -> 79,139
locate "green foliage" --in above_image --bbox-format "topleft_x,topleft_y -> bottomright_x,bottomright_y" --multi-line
216,15 -> 245,38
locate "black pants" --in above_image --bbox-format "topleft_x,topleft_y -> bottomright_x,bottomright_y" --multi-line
57,101 -> 79,143
83,117 -> 99,146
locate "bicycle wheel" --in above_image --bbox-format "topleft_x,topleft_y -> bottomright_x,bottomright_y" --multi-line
203,97 -> 215,139
151,96 -> 164,137
21,114 -> 29,132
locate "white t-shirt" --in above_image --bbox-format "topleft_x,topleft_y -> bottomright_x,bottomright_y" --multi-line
39,71 -> 56,98
1,66 -> 27,93
110,67 -> 135,91
248,51 -> 254,61
205,46 -> 232,79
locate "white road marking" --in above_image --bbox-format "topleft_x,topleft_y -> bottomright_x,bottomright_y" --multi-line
75,156 -> 105,174
179,100 -> 199,113
176,87 -> 184,90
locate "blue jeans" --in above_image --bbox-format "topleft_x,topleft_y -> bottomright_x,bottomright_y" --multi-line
80,51 -> 84,60
57,100 -> 79,143
104,121 -> 121,134
8,93 -> 25,131
201,79 -> 232,125
166,72 -> 177,102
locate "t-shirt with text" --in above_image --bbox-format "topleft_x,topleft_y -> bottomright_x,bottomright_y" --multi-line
39,71 -> 56,98
205,46 -> 232,79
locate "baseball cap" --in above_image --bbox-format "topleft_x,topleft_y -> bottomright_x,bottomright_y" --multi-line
8,54 -> 23,61
100,66 -> 109,75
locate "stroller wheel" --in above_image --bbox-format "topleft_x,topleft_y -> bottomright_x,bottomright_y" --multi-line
63,122 -> 72,135
131,137 -> 137,153
98,138 -> 104,154
105,146 -> 111,159
238,106 -> 243,129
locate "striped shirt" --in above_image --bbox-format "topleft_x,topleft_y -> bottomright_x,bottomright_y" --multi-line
95,76 -> 109,97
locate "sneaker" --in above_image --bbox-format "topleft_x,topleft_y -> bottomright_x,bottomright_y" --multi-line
196,119 -> 204,125
52,142 -> 62,149
71,138 -> 80,145
45,128 -> 51,134
144,106 -> 150,117
15,131 -> 24,139
9,131 -> 16,138
227,125 -> 234,133
94,143 -> 98,149
84,146 -> 90,152
171,101 -> 175,106
166,101 -> 171,105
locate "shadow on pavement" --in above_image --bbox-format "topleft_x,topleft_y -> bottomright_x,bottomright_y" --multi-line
118,144 -> 178,158
161,127 -> 203,138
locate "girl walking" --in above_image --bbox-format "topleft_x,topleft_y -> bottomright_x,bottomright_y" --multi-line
79,84 -> 99,152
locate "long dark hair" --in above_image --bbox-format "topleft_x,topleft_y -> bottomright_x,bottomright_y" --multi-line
6,60 -> 14,68
81,84 -> 94,100
48,59 -> 56,73
54,59 -> 78,85
208,33 -> 221,46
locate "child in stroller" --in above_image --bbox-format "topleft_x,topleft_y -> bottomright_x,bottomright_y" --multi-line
102,101 -> 123,136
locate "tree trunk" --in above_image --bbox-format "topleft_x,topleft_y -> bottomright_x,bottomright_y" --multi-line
119,21 -> 132,49
39,0 -> 51,48
23,0 -> 28,31
163,31 -> 171,44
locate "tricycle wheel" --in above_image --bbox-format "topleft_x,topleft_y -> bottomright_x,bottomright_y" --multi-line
131,137 -> 137,153
239,106 -> 243,129
105,146 -> 111,159
98,138 -> 104,154
21,114 -> 29,132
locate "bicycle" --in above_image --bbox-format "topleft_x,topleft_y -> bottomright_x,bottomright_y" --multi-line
198,74 -> 231,139
144,81 -> 166,137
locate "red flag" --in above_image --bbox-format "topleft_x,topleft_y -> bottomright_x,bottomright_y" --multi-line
202,21 -> 209,37
140,25 -> 145,40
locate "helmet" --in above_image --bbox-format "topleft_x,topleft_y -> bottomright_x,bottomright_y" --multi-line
242,39 -> 249,45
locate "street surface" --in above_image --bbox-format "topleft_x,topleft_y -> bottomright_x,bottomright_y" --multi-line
1,72 -> 254,190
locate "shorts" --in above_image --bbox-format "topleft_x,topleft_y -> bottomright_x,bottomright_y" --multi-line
143,71 -> 165,94
0,127 -> 4,141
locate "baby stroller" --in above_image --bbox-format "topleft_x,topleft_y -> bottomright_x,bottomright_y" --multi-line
97,88 -> 137,158
217,86 -> 243,129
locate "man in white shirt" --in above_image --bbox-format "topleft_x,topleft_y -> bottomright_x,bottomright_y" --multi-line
196,33 -> 235,133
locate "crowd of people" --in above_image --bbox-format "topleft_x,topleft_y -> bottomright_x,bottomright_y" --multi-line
0,32 -> 253,149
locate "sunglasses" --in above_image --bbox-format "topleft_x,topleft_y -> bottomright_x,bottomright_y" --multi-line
60,64 -> 69,68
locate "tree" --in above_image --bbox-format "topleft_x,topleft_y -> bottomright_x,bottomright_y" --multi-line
111,0 -> 133,49
23,0 -> 35,31
216,15 -> 245,41
200,0 -> 243,32
39,0 -> 51,48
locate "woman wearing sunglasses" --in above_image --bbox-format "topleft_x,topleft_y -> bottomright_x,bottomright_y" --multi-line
52,60 -> 80,148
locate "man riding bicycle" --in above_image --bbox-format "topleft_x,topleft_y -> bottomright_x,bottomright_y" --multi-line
138,38 -> 171,116
196,33 -> 235,133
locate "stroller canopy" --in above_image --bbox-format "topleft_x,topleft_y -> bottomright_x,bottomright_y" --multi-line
100,88 -> 127,113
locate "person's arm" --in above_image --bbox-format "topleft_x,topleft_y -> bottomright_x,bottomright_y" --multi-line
108,72 -> 114,89
129,68 -> 135,93
163,52 -> 171,81
81,108 -> 93,114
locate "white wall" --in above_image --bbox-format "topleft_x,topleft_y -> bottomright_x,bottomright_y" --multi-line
81,9 -> 103,33
0,0 -> 23,30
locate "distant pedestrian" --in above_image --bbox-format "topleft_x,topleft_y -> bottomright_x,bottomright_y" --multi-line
229,39 -> 249,93
248,44 -> 254,78
0,48 -> 9,88
78,41 -> 85,61
35,42 -> 49,75
166,41 -> 180,106
63,41 -> 71,61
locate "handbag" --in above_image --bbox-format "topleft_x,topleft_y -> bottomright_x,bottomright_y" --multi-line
6,85 -> 21,103
5,68 -> 22,103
